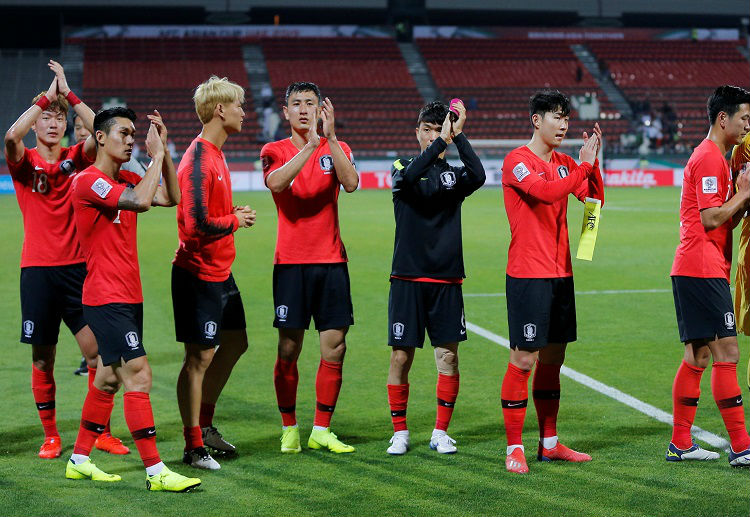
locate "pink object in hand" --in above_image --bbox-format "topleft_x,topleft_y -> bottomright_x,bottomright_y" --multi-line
449,98 -> 462,121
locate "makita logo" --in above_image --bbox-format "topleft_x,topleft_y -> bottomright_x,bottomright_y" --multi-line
605,170 -> 657,187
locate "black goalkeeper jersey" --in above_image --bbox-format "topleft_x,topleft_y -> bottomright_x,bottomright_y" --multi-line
390,132 -> 486,279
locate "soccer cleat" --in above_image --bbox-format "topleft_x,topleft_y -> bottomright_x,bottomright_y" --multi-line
94,433 -> 130,455
538,442 -> 592,462
65,458 -> 121,482
728,446 -> 750,467
665,442 -> 720,462
74,357 -> 88,376
146,466 -> 201,492
280,426 -> 302,454
506,448 -> 529,474
39,436 -> 62,459
182,447 -> 221,470
308,428 -> 355,453
201,425 -> 236,454
386,431 -> 410,455
429,432 -> 457,454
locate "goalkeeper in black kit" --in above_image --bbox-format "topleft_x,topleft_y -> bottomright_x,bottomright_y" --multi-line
385,100 -> 485,455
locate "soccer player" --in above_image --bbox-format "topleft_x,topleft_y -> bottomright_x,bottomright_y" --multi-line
668,85 -> 750,467
260,82 -> 358,454
4,60 -> 127,458
65,107 -> 200,491
386,100 -> 485,455
174,76 -> 256,470
500,89 -> 603,474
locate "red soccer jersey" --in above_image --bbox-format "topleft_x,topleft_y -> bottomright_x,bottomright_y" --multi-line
502,145 -> 604,278
71,166 -> 143,306
6,142 -> 94,267
260,137 -> 353,264
173,137 -> 238,282
671,139 -> 734,281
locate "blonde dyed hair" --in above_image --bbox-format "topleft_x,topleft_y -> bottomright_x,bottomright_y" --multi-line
194,76 -> 245,124
32,92 -> 69,116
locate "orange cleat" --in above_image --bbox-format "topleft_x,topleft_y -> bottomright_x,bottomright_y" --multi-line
94,433 -> 130,455
537,442 -> 591,462
39,436 -> 62,459
505,448 -> 529,474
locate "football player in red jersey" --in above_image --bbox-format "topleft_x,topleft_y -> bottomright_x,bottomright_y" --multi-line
65,107 -> 200,491
174,76 -> 256,470
4,60 -> 127,459
260,82 -> 358,454
667,85 -> 750,467
500,89 -> 603,474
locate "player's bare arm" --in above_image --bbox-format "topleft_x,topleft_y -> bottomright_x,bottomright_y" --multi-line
117,123 -> 165,212
266,108 -> 320,192
321,97 -> 358,193
4,76 -> 59,163
701,168 -> 750,230
48,59 -> 96,158
147,110 -> 180,207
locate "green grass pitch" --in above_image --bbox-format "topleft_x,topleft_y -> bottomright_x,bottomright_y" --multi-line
0,187 -> 748,516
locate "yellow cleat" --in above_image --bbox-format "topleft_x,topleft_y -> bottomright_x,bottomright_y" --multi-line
65,458 -> 121,482
146,466 -> 201,492
308,428 -> 355,454
280,426 -> 302,454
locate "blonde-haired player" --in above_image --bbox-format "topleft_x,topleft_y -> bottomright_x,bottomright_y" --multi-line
173,76 -> 256,469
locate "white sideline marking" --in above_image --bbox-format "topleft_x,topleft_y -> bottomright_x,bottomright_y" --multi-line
465,288 -> 671,298
465,321 -> 731,451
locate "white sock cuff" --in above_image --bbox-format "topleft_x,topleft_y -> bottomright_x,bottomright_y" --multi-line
506,444 -> 524,455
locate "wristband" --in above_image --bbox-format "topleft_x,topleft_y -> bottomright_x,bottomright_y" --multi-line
35,96 -> 51,111
66,91 -> 82,106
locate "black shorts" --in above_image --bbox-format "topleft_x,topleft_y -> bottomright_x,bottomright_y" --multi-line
506,275 -> 577,350
672,276 -> 736,342
20,264 -> 88,345
388,278 -> 467,348
83,303 -> 146,366
172,265 -> 246,347
273,263 -> 354,331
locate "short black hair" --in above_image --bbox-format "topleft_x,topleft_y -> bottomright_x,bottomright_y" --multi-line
707,85 -> 750,125
285,82 -> 321,105
529,89 -> 571,123
93,107 -> 136,146
417,100 -> 448,126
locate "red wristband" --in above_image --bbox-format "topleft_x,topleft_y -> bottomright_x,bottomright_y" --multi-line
35,96 -> 51,111
66,91 -> 81,106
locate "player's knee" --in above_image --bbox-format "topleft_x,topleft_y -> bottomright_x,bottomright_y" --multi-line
510,354 -> 536,372
435,348 -> 458,375
126,362 -> 152,392
327,341 -> 347,362
97,379 -> 120,394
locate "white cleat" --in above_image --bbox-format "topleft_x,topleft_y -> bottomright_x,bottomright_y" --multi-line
665,442 -> 719,462
386,431 -> 410,455
182,447 -> 221,470
429,431 -> 457,454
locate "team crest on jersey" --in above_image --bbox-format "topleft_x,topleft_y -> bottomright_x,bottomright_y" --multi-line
392,322 -> 405,339
23,320 -> 34,338
91,178 -> 113,199
125,331 -> 140,350
523,323 -> 536,341
702,176 -> 717,194
204,321 -> 217,339
440,171 -> 457,188
319,154 -> 334,174
276,305 -> 288,321
512,162 -> 531,182
724,312 -> 735,329
59,159 -> 76,175
557,165 -> 569,178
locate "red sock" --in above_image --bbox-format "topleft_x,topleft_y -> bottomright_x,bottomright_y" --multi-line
274,358 -> 298,427
532,362 -> 561,440
671,360 -> 703,449
183,426 -> 203,451
435,373 -> 459,432
73,385 -> 114,455
123,392 -> 161,468
31,365 -> 58,438
199,402 -> 215,428
387,383 -> 409,432
711,362 -> 750,452
314,359 -> 343,428
87,366 -> 112,435
501,363 -> 531,447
